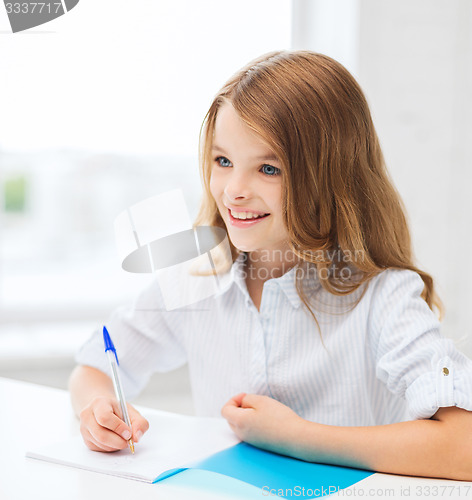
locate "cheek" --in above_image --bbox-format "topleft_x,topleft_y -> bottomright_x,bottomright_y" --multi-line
268,185 -> 283,215
209,169 -> 223,200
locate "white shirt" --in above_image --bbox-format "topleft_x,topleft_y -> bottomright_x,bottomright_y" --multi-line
76,253 -> 472,425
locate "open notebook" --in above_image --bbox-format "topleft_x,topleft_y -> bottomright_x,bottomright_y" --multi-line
26,408 -> 374,497
26,409 -> 240,483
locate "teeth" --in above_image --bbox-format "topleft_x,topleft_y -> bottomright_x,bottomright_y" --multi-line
230,209 -> 266,220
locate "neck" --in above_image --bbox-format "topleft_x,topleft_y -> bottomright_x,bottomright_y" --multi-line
244,248 -> 299,281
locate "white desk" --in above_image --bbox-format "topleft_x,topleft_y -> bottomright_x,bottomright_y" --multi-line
1,378 -> 471,500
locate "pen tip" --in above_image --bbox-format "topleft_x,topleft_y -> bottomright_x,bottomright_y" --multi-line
130,441 -> 135,454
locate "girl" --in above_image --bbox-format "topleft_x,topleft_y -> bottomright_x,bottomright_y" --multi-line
70,50 -> 472,480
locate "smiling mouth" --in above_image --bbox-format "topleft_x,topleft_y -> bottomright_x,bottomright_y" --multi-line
227,209 -> 270,223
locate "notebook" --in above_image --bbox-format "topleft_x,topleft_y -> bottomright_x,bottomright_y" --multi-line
26,408 -> 374,497
26,409 -> 240,483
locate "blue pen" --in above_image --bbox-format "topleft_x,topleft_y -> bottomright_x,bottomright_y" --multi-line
102,326 -> 135,454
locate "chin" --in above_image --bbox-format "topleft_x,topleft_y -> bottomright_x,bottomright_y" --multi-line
231,243 -> 253,252
228,238 -> 255,253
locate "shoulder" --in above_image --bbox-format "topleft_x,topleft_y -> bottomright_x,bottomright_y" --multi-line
127,275 -> 167,310
366,267 -> 439,335
368,267 -> 426,300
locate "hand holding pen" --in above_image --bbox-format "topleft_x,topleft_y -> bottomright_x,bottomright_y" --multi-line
103,326 -> 136,454
72,328 -> 149,453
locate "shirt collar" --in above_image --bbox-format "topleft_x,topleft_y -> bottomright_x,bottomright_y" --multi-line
212,252 -> 246,300
214,253 -> 320,309
271,263 -> 303,308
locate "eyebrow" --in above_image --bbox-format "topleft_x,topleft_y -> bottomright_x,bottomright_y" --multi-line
212,144 -> 279,162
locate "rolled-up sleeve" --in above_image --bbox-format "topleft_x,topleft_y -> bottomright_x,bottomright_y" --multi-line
369,269 -> 472,419
75,278 -> 187,400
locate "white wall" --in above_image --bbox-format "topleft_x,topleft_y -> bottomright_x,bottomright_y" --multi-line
291,0 -> 472,355
0,0 -> 291,156
357,0 -> 472,354
0,0 -> 292,380
0,0 -> 292,321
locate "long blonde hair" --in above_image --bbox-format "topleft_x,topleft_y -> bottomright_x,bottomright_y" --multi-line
194,50 -> 443,323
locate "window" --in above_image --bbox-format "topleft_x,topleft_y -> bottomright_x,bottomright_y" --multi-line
0,0 -> 292,359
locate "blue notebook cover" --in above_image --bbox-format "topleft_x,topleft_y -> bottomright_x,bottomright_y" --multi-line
159,442 -> 373,499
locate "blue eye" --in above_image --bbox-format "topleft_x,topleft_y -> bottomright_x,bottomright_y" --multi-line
215,156 -> 232,168
261,164 -> 280,176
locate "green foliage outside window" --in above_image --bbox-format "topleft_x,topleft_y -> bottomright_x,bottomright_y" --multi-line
4,176 -> 27,212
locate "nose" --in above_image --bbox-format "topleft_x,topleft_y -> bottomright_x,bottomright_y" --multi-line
223,169 -> 253,202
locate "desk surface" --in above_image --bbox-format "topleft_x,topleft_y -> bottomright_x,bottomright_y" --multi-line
2,377 -> 471,500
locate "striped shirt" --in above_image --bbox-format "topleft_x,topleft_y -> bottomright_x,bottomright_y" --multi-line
76,253 -> 472,425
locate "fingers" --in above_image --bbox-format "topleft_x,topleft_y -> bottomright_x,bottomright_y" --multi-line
221,401 -> 243,422
221,392 -> 247,416
80,416 -> 129,452
221,393 -> 273,428
239,393 -> 262,408
221,392 -> 263,416
96,399 -> 134,440
79,397 -> 138,452
80,425 -> 124,453
128,405 -> 150,443
221,392 -> 256,423
229,392 -> 248,408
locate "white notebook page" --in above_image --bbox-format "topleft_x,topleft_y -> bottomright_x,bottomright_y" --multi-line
26,409 -> 240,483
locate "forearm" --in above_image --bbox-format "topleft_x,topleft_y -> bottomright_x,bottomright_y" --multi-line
291,409 -> 472,481
68,365 -> 115,416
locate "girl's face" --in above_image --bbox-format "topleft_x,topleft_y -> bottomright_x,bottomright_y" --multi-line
209,102 -> 290,258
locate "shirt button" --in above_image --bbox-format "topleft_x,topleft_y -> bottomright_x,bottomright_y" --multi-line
442,367 -> 449,376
